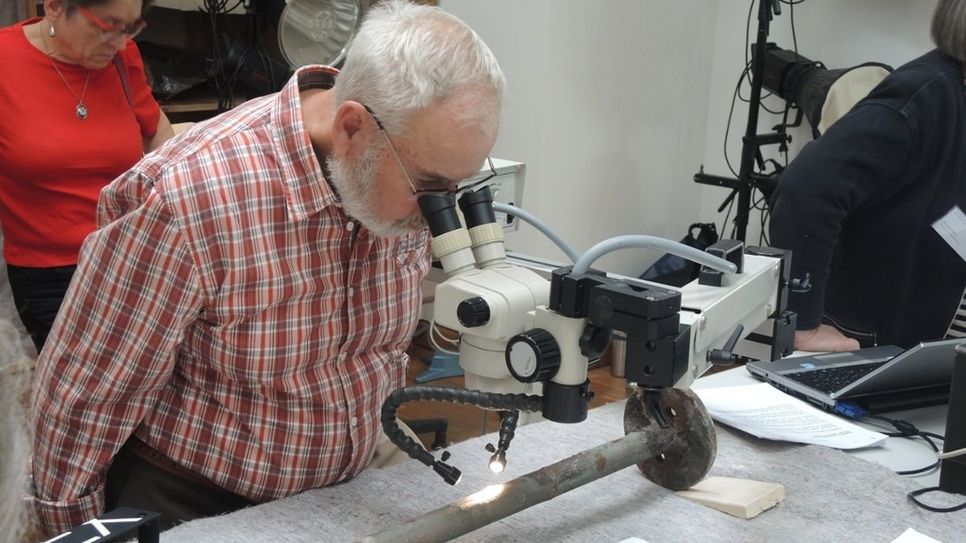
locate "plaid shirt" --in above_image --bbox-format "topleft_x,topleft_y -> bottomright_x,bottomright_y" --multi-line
31,66 -> 431,534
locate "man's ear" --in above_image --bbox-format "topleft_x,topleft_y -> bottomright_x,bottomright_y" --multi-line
330,100 -> 369,157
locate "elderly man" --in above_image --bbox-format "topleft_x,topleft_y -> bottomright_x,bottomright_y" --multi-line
31,0 -> 505,535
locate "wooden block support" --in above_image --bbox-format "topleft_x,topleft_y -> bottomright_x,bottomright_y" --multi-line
676,476 -> 785,519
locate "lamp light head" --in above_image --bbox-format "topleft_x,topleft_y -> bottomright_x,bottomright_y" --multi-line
488,450 -> 507,474
754,42 -> 893,138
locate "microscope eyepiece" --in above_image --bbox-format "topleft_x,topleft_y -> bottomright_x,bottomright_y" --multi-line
418,193 -> 462,237
458,185 -> 497,229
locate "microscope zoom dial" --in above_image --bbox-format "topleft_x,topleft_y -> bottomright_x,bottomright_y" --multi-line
506,329 -> 561,383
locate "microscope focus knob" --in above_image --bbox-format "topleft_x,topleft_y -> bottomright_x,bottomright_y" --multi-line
506,329 -> 561,383
457,296 -> 491,327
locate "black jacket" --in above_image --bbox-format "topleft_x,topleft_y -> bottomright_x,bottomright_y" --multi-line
770,49 -> 966,348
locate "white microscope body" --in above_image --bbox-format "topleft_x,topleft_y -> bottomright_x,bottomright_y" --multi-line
423,188 -> 795,423
430,201 -> 552,398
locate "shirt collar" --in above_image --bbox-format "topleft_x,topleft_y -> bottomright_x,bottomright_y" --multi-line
269,65 -> 341,222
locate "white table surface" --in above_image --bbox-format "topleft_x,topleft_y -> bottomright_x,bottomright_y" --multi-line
693,365 -> 948,487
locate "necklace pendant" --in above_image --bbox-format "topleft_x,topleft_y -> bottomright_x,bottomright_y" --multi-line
75,103 -> 88,120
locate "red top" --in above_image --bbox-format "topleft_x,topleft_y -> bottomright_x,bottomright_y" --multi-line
0,19 -> 160,267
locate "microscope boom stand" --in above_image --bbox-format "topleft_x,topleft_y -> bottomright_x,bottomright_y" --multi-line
363,387 -> 715,543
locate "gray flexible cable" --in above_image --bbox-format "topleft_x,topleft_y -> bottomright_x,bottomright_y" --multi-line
573,235 -> 737,275
492,202 -> 578,263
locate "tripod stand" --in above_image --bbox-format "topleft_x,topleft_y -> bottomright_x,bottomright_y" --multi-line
694,0 -> 789,243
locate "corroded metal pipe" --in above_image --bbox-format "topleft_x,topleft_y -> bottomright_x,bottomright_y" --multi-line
361,388 -> 715,543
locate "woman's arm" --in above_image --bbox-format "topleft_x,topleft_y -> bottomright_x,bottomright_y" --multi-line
144,109 -> 175,152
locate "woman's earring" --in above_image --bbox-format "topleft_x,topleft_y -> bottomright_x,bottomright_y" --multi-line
48,23 -> 56,38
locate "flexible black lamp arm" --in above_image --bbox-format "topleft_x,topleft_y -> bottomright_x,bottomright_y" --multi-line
380,386 -> 543,485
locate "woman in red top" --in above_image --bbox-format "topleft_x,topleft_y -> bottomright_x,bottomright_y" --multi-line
0,0 -> 173,353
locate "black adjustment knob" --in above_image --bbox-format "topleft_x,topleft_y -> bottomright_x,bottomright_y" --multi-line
505,328 -> 561,383
457,297 -> 491,327
579,324 -> 612,359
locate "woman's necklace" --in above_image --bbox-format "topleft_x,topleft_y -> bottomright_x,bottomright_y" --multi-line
49,58 -> 92,120
42,23 -> 92,120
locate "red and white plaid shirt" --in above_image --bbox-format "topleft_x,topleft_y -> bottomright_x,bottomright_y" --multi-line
31,66 -> 431,534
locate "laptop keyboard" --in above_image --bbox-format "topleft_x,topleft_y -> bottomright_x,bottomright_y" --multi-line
785,361 -> 889,394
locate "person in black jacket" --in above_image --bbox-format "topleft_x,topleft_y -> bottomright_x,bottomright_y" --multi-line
770,0 -> 966,352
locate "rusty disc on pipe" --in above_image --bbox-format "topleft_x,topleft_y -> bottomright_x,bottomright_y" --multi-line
623,386 -> 716,490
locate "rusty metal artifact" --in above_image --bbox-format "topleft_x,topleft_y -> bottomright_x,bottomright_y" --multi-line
362,388 -> 717,543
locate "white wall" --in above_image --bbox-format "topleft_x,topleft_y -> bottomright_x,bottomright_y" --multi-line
442,0 -> 938,275
442,0 -> 719,276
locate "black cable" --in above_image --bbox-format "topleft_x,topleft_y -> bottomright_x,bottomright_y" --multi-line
743,0 -> 754,71
751,189 -> 771,245
908,486 -> 966,513
723,64 -> 751,178
738,1 -> 775,106
202,0 -> 245,111
864,415 -> 943,476
759,204 -> 770,245
720,190 -> 736,239
866,418 -> 966,512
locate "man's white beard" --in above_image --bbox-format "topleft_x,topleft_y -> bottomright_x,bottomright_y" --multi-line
326,145 -> 426,239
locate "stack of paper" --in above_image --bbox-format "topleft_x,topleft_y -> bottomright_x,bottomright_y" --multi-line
695,383 -> 886,449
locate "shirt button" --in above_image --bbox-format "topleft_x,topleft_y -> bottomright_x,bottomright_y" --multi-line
350,416 -> 359,427
348,287 -> 355,297
346,221 -> 356,231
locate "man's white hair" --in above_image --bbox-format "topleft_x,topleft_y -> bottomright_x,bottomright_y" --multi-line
334,0 -> 506,134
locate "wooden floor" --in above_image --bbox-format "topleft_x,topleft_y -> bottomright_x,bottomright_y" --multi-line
399,331 -> 631,449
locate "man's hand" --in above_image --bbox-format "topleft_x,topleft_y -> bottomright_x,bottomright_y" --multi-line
794,324 -> 861,352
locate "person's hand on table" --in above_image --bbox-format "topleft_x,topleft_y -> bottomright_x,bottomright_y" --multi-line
794,324 -> 860,352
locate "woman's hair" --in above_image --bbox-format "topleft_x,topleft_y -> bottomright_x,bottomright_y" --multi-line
932,0 -> 966,62
334,0 -> 505,134
0,320 -> 31,543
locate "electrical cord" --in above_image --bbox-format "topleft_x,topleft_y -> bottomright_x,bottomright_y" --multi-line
428,326 -> 459,356
938,447 -> 966,459
859,413 -> 966,513
720,191 -> 736,241
864,414 -> 941,475
907,487 -> 966,513
786,0 -> 800,54
201,0 -> 245,111
722,60 -> 752,178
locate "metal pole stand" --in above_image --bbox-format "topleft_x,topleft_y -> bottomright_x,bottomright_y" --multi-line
361,387 -> 716,543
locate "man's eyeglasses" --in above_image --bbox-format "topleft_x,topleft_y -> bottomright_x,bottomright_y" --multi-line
362,104 -> 497,198
77,6 -> 148,42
